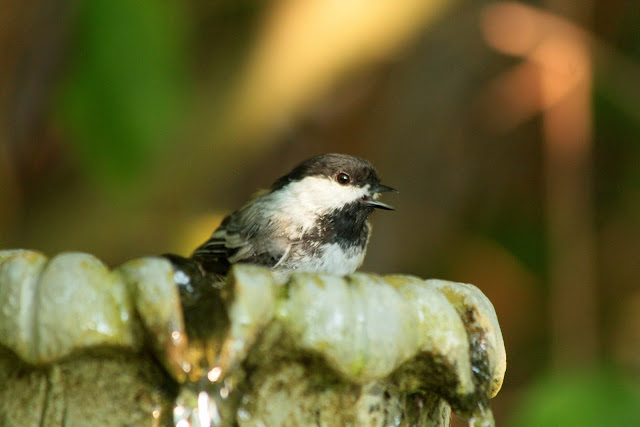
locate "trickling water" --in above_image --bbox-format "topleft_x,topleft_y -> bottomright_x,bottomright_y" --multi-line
173,367 -> 237,427
467,402 -> 495,427
173,388 -> 222,427
197,391 -> 213,427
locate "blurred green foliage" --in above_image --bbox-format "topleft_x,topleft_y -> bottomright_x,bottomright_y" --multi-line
57,0 -> 187,185
510,368 -> 640,426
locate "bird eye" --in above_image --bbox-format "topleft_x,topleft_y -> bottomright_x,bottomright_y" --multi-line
336,172 -> 350,185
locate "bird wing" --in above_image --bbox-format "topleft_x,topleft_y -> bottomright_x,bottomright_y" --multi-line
191,212 -> 282,275
192,194 -> 292,274
191,215 -> 236,275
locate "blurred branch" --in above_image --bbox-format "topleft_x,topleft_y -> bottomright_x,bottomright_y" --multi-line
0,0 -> 65,241
221,0 -> 458,147
480,1 -> 598,369
0,138 -> 20,243
479,1 -> 640,128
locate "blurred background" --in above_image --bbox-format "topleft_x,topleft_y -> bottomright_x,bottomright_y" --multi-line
2,0 -> 640,424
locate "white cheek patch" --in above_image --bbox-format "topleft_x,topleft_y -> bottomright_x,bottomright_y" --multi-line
267,176 -> 368,234
249,176 -> 369,238
287,176 -> 368,211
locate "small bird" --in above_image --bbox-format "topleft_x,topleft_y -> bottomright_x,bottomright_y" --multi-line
191,153 -> 397,281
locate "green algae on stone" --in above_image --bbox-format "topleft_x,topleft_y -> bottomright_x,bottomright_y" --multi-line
426,279 -> 506,399
0,250 -> 48,363
0,251 -> 138,365
0,250 -> 506,426
276,271 -> 473,391
116,256 -> 191,382
0,347 -> 176,427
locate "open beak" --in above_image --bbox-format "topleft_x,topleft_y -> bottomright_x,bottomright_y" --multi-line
364,183 -> 398,210
371,183 -> 398,194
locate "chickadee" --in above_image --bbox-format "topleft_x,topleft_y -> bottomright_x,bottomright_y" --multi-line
191,153 -> 397,281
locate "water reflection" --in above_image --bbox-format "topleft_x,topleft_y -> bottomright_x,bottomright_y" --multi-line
173,388 -> 221,427
173,368 -> 229,426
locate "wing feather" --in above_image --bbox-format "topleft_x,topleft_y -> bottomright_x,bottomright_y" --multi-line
191,194 -> 291,274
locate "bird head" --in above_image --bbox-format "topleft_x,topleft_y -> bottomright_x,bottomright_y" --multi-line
270,153 -> 397,215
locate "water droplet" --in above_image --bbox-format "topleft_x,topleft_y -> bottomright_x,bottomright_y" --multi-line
207,367 -> 222,382
174,270 -> 190,286
174,405 -> 185,417
237,407 -> 251,421
219,387 -> 229,399
224,377 -> 235,393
